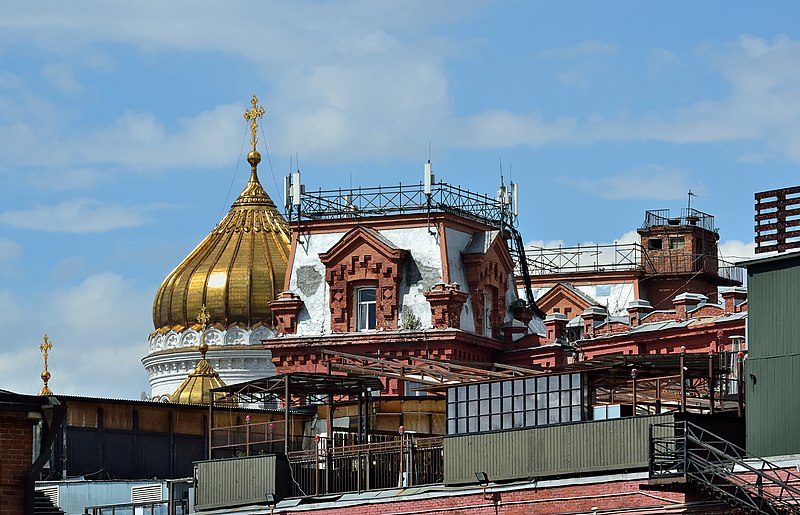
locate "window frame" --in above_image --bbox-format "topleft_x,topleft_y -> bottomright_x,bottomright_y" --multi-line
354,285 -> 377,331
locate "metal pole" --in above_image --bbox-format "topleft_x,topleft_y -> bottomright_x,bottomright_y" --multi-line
679,347 -> 686,412
398,426 -> 404,488
737,351 -> 744,418
315,435 -> 320,496
708,352 -> 715,415
284,376 -> 290,454
208,393 -> 214,460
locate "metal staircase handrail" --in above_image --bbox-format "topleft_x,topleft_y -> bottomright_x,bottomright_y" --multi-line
649,420 -> 800,514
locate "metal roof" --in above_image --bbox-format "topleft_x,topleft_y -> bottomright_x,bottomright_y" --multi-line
210,372 -> 385,404
560,353 -> 730,379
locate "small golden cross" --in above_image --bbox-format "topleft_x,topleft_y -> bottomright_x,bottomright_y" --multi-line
197,304 -> 211,358
40,334 -> 53,372
243,95 -> 265,153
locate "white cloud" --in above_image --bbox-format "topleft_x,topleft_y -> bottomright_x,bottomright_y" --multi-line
0,273 -> 152,397
0,198 -> 164,233
718,240 -> 756,262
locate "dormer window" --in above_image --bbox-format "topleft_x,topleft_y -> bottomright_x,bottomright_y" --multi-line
355,286 -> 377,331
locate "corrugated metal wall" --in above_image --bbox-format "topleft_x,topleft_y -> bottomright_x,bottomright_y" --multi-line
746,254 -> 800,457
195,455 -> 281,511
443,413 -> 674,485
36,480 -> 167,515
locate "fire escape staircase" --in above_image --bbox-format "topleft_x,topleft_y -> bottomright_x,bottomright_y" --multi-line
649,421 -> 800,514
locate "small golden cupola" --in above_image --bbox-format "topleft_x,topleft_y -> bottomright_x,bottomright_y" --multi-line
171,305 -> 229,404
152,95 -> 291,333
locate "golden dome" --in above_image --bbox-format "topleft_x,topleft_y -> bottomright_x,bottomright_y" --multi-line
152,160 -> 291,333
170,356 -> 228,404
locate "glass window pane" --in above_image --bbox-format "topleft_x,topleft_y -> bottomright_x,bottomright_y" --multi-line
468,417 -> 478,433
572,406 -> 582,421
491,382 -> 501,397
513,395 -> 525,412
561,391 -> 571,406
549,375 -> 559,390
468,384 -> 478,399
502,397 -> 512,413
448,418 -> 455,434
479,383 -> 490,399
561,374 -> 571,390
537,392 -> 547,409
548,391 -> 560,408
525,410 -> 536,426
491,397 -> 501,414
480,399 -> 489,415
571,389 -> 581,406
561,407 -> 571,421
502,381 -> 512,396
359,288 -> 375,302
572,374 -> 581,388
525,377 -> 536,393
457,418 -> 467,434
468,400 -> 479,417
548,409 -> 560,424
537,410 -> 547,426
536,376 -> 547,392
513,411 -> 525,428
457,402 -> 466,418
491,414 -> 502,430
502,413 -> 513,428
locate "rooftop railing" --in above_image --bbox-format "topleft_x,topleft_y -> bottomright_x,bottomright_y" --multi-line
525,242 -> 643,275
289,181 -> 514,231
523,242 -> 744,283
641,208 -> 716,233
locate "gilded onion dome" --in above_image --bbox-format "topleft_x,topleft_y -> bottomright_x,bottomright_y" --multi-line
171,305 -> 233,405
152,97 -> 290,333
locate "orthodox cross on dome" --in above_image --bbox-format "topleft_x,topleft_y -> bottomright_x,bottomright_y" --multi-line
38,334 -> 54,395
243,95 -> 265,154
197,304 -> 211,358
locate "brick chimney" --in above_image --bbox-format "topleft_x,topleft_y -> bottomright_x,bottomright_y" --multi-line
720,287 -> 747,313
424,282 -> 469,329
672,293 -> 707,320
581,307 -> 607,337
627,299 -> 653,327
269,291 -> 304,334
544,312 -> 568,343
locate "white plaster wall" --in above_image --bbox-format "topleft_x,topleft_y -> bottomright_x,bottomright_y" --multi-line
445,227 -> 476,332
576,283 -> 634,316
381,227 -> 442,329
289,232 -> 345,335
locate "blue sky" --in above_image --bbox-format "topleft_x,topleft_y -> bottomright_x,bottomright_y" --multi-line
0,1 -> 797,398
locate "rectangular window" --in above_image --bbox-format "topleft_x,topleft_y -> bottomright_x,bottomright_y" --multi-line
669,236 -> 685,250
355,287 -> 376,331
648,238 -> 663,250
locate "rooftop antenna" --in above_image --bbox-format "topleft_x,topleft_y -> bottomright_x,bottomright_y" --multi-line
424,152 -> 435,235
687,189 -> 696,211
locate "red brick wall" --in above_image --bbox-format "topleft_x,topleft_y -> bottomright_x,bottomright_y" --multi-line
277,478 -> 729,514
0,411 -> 35,515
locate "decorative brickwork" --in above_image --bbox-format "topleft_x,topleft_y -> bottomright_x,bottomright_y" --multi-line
319,226 -> 408,333
463,233 -> 514,338
424,282 -> 469,329
269,291 -> 304,334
